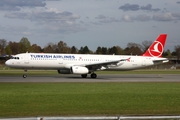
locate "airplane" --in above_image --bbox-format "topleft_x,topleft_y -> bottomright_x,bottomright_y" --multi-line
5,34 -> 169,78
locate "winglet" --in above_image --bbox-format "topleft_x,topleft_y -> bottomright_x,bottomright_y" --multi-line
142,34 -> 167,57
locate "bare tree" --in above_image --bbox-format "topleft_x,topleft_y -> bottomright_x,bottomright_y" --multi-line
141,40 -> 152,52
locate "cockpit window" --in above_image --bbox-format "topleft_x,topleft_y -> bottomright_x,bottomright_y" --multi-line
11,57 -> 20,60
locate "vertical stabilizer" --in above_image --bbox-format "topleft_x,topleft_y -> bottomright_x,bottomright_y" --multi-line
142,34 -> 167,57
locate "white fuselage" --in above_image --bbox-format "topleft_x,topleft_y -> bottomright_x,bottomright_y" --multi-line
5,53 -> 168,71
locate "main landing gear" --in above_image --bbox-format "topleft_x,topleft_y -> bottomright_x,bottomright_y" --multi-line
81,73 -> 97,78
81,74 -> 87,78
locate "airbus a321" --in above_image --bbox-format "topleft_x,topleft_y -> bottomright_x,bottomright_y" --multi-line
5,34 -> 169,78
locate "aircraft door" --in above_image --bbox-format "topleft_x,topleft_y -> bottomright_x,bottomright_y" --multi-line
24,54 -> 29,64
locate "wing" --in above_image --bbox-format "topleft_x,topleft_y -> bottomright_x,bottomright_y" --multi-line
83,59 -> 126,71
64,59 -> 127,71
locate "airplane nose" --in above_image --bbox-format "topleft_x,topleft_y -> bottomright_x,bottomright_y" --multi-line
5,60 -> 11,66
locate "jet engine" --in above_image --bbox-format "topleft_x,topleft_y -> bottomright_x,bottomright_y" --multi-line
116,61 -> 124,66
70,66 -> 89,74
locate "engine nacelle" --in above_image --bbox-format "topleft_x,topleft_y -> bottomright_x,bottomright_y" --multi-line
70,66 -> 89,74
116,61 -> 124,66
57,69 -> 71,74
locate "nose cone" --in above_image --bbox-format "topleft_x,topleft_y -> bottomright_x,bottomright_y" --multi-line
5,60 -> 11,66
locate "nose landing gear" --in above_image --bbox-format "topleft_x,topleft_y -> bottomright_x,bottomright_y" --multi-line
23,74 -> 27,78
23,69 -> 27,78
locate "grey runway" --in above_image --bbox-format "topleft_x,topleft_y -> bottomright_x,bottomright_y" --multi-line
0,74 -> 180,82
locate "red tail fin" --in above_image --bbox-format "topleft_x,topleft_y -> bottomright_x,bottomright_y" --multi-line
142,34 -> 167,57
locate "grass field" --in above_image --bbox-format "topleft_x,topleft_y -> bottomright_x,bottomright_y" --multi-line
0,68 -> 180,117
0,83 -> 180,117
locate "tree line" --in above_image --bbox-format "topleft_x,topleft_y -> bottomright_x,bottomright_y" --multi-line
0,37 -> 180,60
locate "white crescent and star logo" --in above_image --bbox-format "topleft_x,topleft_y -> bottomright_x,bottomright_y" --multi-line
148,41 -> 163,57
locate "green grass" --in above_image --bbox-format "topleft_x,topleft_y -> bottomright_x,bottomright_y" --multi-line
0,83 -> 180,117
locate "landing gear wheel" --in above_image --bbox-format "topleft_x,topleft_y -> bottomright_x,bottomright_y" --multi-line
23,74 -> 27,78
81,74 -> 87,78
91,73 -> 97,78
23,69 -> 27,78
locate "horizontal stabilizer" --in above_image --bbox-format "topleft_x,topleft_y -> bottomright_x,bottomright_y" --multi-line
153,58 -> 169,63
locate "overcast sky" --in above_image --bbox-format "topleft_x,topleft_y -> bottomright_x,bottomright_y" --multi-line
0,0 -> 180,52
